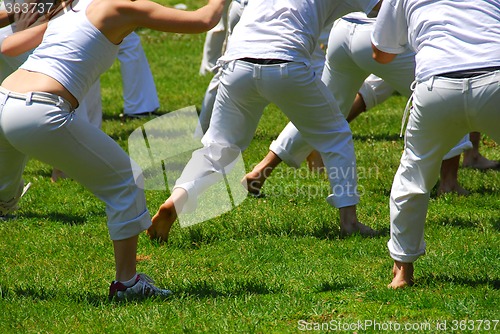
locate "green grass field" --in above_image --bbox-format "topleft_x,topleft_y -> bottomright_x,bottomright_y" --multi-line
1,3 -> 499,333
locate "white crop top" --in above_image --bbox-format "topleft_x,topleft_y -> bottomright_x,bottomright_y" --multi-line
20,0 -> 119,103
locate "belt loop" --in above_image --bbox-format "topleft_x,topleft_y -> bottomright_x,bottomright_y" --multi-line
253,64 -> 261,79
0,92 -> 8,106
280,63 -> 288,78
25,92 -> 33,105
426,76 -> 434,91
462,79 -> 470,93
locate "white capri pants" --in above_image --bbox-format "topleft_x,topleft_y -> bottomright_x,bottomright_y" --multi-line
118,32 -> 160,115
389,71 -> 500,263
270,16 -> 471,168
178,60 -> 359,210
0,88 -> 151,240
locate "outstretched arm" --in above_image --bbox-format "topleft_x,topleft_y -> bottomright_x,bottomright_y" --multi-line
1,21 -> 47,56
87,0 -> 226,45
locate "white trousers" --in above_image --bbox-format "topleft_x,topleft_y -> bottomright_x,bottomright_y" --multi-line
118,32 -> 160,115
0,89 -> 151,240
389,71 -> 500,263
271,17 -> 470,168
178,60 -> 359,209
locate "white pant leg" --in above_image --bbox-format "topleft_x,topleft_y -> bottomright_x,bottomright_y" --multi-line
260,62 -> 359,208
269,19 -> 370,167
389,72 -> 500,263
75,80 -> 102,128
177,60 -> 359,210
358,74 -> 395,111
118,32 -> 160,115
0,92 -> 151,240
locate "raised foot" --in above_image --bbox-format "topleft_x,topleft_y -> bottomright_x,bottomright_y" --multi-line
147,201 -> 177,243
340,221 -> 378,237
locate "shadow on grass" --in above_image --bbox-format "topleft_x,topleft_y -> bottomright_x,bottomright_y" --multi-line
352,133 -> 401,142
418,273 -> 500,290
175,279 -> 281,298
20,212 -> 87,225
0,284 -> 106,306
314,281 -> 353,292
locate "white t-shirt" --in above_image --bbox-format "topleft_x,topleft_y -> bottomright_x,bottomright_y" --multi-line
221,0 -> 380,65
371,0 -> 500,82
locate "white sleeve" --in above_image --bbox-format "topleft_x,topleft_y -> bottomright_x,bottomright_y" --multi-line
371,0 -> 408,54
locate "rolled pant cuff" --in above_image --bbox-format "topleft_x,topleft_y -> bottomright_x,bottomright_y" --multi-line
269,141 -> 303,169
326,193 -> 359,209
388,241 -> 426,263
108,209 -> 151,240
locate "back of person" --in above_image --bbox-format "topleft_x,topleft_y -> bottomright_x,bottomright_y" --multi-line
373,0 -> 500,81
223,0 -> 379,64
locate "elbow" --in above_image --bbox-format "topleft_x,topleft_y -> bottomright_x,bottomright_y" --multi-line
372,52 -> 392,64
1,43 -> 17,57
371,43 -> 395,64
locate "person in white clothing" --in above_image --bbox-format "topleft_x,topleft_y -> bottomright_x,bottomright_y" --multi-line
243,12 -> 473,197
0,0 -> 225,300
0,6 -> 103,182
148,0 -> 382,243
371,0 -> 500,288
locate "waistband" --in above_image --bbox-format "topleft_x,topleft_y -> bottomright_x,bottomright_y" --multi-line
438,66 -> 500,79
239,58 -> 292,65
0,87 -> 73,111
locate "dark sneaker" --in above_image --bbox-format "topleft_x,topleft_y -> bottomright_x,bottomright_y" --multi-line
109,273 -> 172,301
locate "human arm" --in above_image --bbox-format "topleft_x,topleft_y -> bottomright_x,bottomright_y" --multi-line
87,0 -> 226,44
371,0 -> 407,64
1,21 -> 47,56
371,44 -> 397,64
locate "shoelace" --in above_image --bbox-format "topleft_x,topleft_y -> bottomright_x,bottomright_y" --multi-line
137,273 -> 159,296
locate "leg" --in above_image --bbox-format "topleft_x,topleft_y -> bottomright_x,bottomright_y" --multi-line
265,62 -> 374,235
2,98 -> 151,282
388,79 -> 471,287
243,150 -> 282,195
437,155 -> 469,196
462,131 -> 500,170
150,60 -> 269,242
118,32 -> 160,116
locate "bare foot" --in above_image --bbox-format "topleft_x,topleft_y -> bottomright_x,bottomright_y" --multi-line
306,150 -> 325,173
51,169 -> 68,183
388,261 -> 414,289
462,154 -> 500,171
147,200 -> 177,243
437,183 -> 470,196
340,221 -> 378,237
